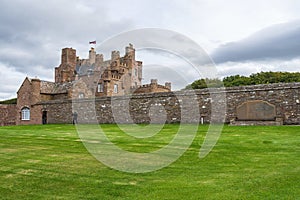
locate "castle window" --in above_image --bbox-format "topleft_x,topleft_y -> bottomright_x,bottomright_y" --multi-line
87,69 -> 93,77
97,83 -> 104,93
21,107 -> 30,121
114,84 -> 118,93
78,93 -> 85,99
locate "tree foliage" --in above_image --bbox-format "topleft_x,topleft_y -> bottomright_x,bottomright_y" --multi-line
0,98 -> 17,104
185,71 -> 300,89
185,78 -> 223,89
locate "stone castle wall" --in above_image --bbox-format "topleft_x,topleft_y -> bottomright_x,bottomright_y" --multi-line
225,82 -> 300,124
0,104 -> 17,126
37,82 -> 300,125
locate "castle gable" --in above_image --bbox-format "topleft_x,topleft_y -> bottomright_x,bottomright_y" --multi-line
17,77 -> 32,94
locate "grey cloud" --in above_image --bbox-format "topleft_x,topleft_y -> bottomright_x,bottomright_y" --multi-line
142,64 -> 192,91
0,0 -> 134,75
211,20 -> 300,63
0,0 -> 135,99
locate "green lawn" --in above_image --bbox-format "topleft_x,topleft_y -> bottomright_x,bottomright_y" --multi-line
0,124 -> 299,199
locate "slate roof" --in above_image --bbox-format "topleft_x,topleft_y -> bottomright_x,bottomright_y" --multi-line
76,63 -> 96,75
40,81 -> 72,94
76,60 -> 111,76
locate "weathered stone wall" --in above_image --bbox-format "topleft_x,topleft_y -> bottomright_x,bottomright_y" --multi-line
0,104 -> 17,126
55,48 -> 77,83
225,83 -> 300,125
40,100 -> 73,124
37,82 -> 300,125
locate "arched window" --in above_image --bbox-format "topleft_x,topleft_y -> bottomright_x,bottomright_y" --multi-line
21,107 -> 30,120
114,84 -> 118,93
97,83 -> 103,93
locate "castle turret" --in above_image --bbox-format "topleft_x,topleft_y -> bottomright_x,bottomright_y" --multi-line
111,51 -> 120,61
55,48 -> 77,83
150,79 -> 158,89
89,47 -> 96,64
151,79 -> 158,84
96,54 -> 103,64
165,82 -> 171,90
61,48 -> 76,65
125,43 -> 135,60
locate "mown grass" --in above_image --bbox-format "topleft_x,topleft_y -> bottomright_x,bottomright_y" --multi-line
0,124 -> 299,199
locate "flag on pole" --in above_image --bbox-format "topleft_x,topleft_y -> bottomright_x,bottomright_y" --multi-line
89,40 -> 96,44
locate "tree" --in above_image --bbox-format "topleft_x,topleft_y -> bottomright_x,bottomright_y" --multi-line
184,71 -> 300,89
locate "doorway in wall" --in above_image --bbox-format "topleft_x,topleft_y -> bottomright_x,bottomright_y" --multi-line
42,111 -> 47,124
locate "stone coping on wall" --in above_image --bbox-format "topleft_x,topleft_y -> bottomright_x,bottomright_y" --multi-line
225,82 -> 300,93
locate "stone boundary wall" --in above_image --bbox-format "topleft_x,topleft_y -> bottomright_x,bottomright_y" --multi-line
38,82 -> 300,125
0,104 -> 17,126
225,82 -> 300,124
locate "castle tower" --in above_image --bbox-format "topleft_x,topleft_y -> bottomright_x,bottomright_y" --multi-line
111,51 -> 120,61
55,48 -> 77,83
95,54 -> 103,64
165,82 -> 171,90
89,47 -> 96,64
61,48 -> 76,65
125,43 -> 135,60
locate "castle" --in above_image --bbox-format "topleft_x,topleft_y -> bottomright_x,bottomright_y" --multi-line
14,44 -> 171,125
55,43 -> 171,97
1,44 -> 299,126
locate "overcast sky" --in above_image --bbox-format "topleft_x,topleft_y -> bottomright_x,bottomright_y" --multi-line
1,0 -> 300,100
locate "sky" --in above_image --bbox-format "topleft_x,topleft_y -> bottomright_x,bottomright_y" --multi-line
1,0 -> 300,100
